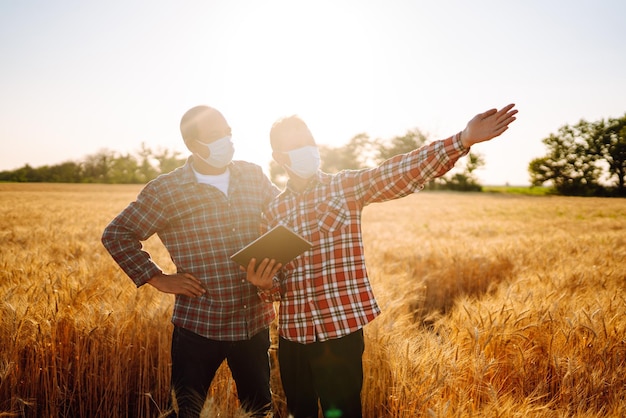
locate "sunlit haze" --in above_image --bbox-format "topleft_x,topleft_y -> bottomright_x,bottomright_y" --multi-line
1,0 -> 625,185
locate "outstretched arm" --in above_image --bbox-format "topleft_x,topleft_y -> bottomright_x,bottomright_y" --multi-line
461,103 -> 518,148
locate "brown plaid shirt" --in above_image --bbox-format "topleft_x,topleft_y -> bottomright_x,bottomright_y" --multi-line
102,158 -> 279,341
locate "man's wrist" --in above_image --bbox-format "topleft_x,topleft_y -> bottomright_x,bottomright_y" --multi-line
257,277 -> 281,302
257,278 -> 276,291
458,130 -> 469,150
146,271 -> 165,285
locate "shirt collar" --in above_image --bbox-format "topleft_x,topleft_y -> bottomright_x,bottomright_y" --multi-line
285,170 -> 328,194
180,156 -> 238,185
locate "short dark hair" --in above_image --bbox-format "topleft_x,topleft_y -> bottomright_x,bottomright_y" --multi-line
180,105 -> 231,143
269,115 -> 314,151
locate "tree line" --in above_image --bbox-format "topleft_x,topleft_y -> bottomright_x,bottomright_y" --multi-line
0,144 -> 186,184
0,130 -> 485,191
4,113 -> 624,196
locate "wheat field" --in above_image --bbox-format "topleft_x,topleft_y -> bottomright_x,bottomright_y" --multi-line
1,183 -> 625,417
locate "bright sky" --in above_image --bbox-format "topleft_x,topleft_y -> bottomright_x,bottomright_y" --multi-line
1,0 -> 625,185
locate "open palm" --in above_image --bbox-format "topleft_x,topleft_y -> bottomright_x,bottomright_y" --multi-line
461,104 -> 518,147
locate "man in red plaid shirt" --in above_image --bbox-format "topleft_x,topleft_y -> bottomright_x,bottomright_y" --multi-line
247,104 -> 518,418
102,105 -> 280,418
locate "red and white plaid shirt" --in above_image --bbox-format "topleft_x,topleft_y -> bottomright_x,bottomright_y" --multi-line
265,133 -> 468,343
102,158 -> 279,341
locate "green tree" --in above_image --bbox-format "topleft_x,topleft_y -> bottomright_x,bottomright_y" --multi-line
529,115 -> 626,196
81,150 -> 116,183
529,120 -> 603,196
108,153 -> 141,184
594,114 -> 626,195
440,153 -> 484,191
320,133 -> 376,173
375,128 -> 427,162
135,142 -> 159,183
376,129 -> 485,191
153,148 -> 185,175
39,161 -> 83,182
0,144 -> 186,184
1,164 -> 41,182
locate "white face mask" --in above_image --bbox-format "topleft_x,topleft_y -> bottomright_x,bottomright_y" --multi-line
194,136 -> 235,168
284,146 -> 320,179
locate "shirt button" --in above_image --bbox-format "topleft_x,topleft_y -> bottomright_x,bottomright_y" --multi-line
232,228 -> 236,232
243,305 -> 247,309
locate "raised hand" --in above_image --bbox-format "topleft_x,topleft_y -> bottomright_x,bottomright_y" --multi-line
461,103 -> 518,147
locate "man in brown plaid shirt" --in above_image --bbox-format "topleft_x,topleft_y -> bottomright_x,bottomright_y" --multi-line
102,105 -> 280,417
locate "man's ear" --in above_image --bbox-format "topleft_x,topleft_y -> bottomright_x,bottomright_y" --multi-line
185,138 -> 200,154
185,138 -> 212,158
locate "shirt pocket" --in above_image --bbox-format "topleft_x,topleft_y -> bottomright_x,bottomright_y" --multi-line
315,197 -> 350,234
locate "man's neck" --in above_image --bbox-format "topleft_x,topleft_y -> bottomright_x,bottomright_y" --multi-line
192,157 -> 228,175
288,175 -> 314,192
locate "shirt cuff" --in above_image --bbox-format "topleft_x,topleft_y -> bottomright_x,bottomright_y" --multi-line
257,277 -> 282,303
454,131 -> 469,153
134,263 -> 163,287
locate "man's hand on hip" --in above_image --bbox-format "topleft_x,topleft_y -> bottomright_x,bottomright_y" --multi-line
147,272 -> 206,297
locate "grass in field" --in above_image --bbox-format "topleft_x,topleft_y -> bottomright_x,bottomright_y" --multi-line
361,192 -> 626,417
1,183 -> 625,417
482,185 -> 552,195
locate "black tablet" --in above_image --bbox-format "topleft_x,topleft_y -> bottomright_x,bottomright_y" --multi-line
230,225 -> 312,268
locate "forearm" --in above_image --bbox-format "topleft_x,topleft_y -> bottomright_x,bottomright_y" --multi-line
414,132 -> 468,183
101,224 -> 162,286
360,132 -> 468,202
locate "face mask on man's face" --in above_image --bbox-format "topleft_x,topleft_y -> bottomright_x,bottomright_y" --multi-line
284,145 -> 320,179
194,136 -> 235,168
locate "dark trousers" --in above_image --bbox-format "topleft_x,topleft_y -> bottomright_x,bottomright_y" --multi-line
278,329 -> 364,418
168,326 -> 272,418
